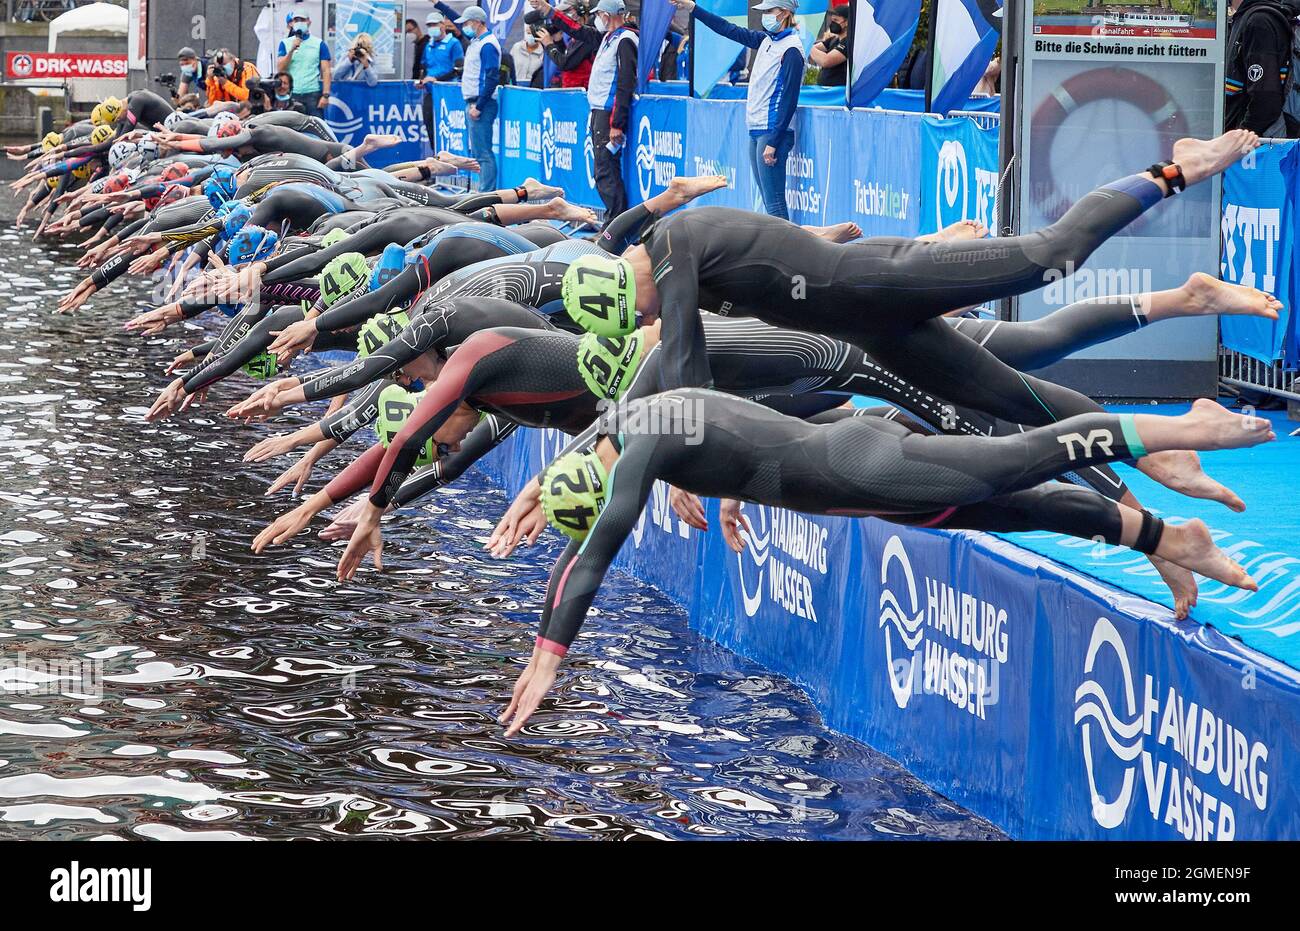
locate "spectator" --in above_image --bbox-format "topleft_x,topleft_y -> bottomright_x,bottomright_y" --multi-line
973,56 -> 1000,96
458,5 -> 501,191
278,12 -> 332,116
809,4 -> 848,87
205,49 -> 260,104
1226,0 -> 1297,134
658,28 -> 685,81
419,12 -> 466,153
334,33 -> 379,86
176,46 -> 207,102
406,18 -> 431,80
271,72 -> 309,112
674,0 -> 804,219
511,30 -> 546,86
534,0 -> 637,224
539,0 -> 597,89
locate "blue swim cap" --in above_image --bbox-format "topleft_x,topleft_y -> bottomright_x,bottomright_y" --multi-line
371,243 -> 407,290
227,225 -> 279,267
206,165 -> 238,208
220,202 -> 254,239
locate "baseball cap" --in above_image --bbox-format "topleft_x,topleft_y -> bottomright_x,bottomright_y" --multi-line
177,46 -> 197,60
753,0 -> 798,10
456,5 -> 488,23
593,0 -> 626,13
426,10 -> 445,24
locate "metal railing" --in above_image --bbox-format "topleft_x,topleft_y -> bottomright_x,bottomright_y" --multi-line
1219,347 -> 1300,403
947,109 -> 1000,130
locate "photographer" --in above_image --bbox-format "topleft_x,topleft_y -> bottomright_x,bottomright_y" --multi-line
809,4 -> 848,87
277,12 -> 332,116
176,46 -> 207,102
511,30 -> 545,87
334,33 -> 379,86
533,0 -> 596,89
205,48 -> 260,103
249,73 -> 308,115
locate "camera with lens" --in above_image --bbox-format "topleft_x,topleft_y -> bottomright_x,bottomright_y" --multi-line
155,72 -> 177,89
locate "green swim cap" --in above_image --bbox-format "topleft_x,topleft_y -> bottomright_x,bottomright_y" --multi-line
539,450 -> 608,541
320,252 -> 369,307
242,351 -> 278,380
320,228 -> 349,248
356,310 -> 411,359
577,330 -> 643,402
561,254 -> 636,337
376,383 -> 434,466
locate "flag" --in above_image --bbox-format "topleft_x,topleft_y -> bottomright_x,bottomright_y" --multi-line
639,0 -> 677,92
488,0 -> 527,43
691,0 -> 751,98
848,0 -> 922,107
928,0 -> 1002,114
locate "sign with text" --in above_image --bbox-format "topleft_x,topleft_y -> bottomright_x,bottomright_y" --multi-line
6,52 -> 128,80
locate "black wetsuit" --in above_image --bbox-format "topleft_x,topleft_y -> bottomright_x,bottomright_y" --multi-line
643,174 -> 1167,433
536,390 -> 1159,655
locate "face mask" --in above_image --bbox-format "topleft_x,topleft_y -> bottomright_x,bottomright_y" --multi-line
462,23 -> 477,38
293,24 -> 310,38
596,14 -> 611,32
181,65 -> 196,78
276,93 -> 291,102
828,21 -> 844,34
223,62 -> 235,76
761,14 -> 782,32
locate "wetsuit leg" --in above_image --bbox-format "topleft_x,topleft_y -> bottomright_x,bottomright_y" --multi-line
839,174 -> 1166,326
935,484 -> 1125,546
948,294 -> 1147,371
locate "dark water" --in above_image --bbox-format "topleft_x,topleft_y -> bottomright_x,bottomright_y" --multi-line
0,228 -> 1003,840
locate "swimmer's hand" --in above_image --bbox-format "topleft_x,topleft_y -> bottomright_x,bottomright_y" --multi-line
719,499 -> 748,554
269,317 -> 318,363
226,377 -> 298,421
268,441 -> 335,497
320,495 -> 375,541
252,497 -> 325,553
125,303 -> 182,336
164,348 -> 197,376
669,486 -> 707,532
146,378 -> 189,422
500,647 -> 562,738
487,477 -> 546,557
337,503 -> 384,580
57,277 -> 98,314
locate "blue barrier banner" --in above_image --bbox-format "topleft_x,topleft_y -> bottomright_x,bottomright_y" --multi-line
918,114 -> 999,236
536,89 -> 600,208
847,108 -> 921,238
426,80 -> 473,161
786,105 -> 841,225
326,81 -> 429,168
474,428 -> 1300,840
683,97 -> 757,211
625,94 -> 687,206
1221,142 -> 1297,365
499,85 -> 541,191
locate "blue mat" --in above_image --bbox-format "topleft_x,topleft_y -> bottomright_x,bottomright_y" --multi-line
1004,403 -> 1300,670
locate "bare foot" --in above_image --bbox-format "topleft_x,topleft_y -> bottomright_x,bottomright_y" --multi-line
1176,397 -> 1276,450
1171,131 -> 1259,187
922,218 -> 988,243
522,177 -> 564,200
666,173 -> 728,205
1138,450 -> 1245,512
1149,554 -> 1197,620
1181,271 -> 1281,320
546,196 -> 597,226
1158,519 -> 1257,592
806,221 -> 862,243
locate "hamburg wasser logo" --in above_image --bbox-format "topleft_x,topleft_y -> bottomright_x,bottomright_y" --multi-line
324,95 -> 364,146
438,98 -> 467,153
876,534 -> 1007,718
735,503 -> 826,622
1074,617 -> 1271,838
879,535 -> 925,709
635,115 -> 656,201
